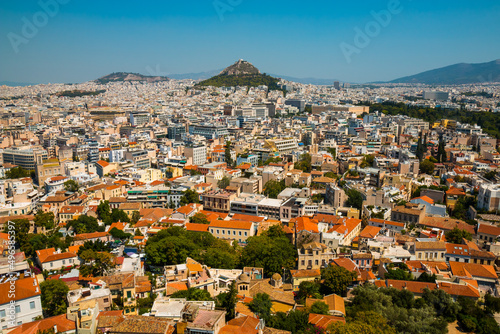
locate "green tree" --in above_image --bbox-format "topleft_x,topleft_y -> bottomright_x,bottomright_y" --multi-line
190,212 -> 211,224
96,200 -> 111,222
63,179 -> 79,192
179,189 -> 199,206
131,211 -> 141,224
34,211 -> 56,230
79,249 -> 115,277
295,153 -> 312,173
419,159 -> 435,175
216,281 -> 238,320
110,209 -> 130,224
263,179 -> 286,199
77,240 -> 110,256
40,279 -> 69,317
4,219 -> 30,248
5,166 -> 31,179
309,301 -> 329,315
240,225 -> 295,276
109,227 -> 132,240
297,281 -> 322,304
248,293 -> 272,321
217,176 -> 231,190
67,215 -> 103,234
328,311 -> 396,334
224,141 -> 233,167
321,265 -> 357,296
421,288 -> 460,322
171,288 -> 212,301
445,227 -> 472,244
345,189 -> 363,210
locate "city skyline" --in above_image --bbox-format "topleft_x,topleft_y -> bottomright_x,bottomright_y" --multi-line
1,0 -> 500,84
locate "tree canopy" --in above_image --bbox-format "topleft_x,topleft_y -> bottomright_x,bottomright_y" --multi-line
40,279 -> 69,317
240,225 -> 296,276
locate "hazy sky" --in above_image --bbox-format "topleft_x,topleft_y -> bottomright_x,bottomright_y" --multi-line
1,0 -> 499,84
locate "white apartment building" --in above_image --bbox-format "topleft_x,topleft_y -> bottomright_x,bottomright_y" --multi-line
0,276 -> 43,330
184,145 -> 207,166
477,183 -> 500,212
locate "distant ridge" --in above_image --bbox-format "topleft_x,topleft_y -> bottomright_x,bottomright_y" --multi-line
95,72 -> 169,84
196,60 -> 282,90
390,59 -> 500,85
0,81 -> 37,87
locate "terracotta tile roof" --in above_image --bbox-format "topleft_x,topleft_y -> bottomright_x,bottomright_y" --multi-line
477,223 -> 500,236
0,277 -> 41,304
291,216 -> 319,233
412,195 -> 435,204
186,222 -> 210,232
331,258 -> 360,276
306,293 -> 345,316
446,186 -> 466,196
420,217 -> 475,235
232,213 -> 266,223
220,316 -> 260,334
308,313 -> 345,329
290,269 -> 321,278
8,314 -> 75,334
96,160 -> 110,167
73,231 -> 109,241
445,243 -> 470,256
449,261 -> 498,279
415,241 -> 446,251
359,226 -> 381,239
106,315 -> 175,334
375,279 -> 480,298
36,247 -> 78,263
369,218 -> 405,228
209,220 -> 253,230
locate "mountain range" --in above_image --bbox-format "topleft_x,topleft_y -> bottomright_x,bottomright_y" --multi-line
2,59 -> 499,87
389,59 -> 500,85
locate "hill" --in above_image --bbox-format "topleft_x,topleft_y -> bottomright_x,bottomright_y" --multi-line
95,72 -> 169,84
390,59 -> 500,85
196,60 -> 282,90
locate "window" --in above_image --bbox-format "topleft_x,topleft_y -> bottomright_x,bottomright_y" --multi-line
30,301 -> 35,309
244,232 -> 247,236
127,291 -> 131,298
239,231 -> 242,236
222,230 -> 225,235
15,305 -> 20,313
62,260 -> 66,265
0,309 -> 5,317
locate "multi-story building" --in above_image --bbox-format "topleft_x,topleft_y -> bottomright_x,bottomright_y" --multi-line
201,191 -> 237,213
297,242 -> 335,270
2,146 -> 47,170
189,125 -> 229,140
264,138 -> 299,154
0,276 -> 43,329
414,241 -> 446,262
124,150 -> 151,169
477,183 -> 500,212
185,144 -> 207,166
209,220 -> 255,244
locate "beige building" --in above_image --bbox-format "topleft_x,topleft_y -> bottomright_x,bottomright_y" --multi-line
209,220 -> 254,244
201,190 -> 238,213
414,241 -> 446,262
298,242 -> 336,270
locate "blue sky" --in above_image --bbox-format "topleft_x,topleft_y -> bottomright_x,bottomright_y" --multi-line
1,0 -> 499,84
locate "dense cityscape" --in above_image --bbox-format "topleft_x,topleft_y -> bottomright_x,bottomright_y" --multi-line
0,58 -> 500,334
